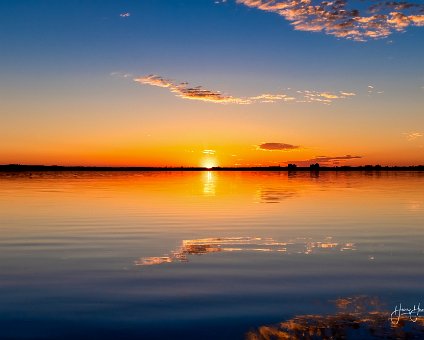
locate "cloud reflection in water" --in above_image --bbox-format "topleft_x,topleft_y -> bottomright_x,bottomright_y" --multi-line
246,296 -> 424,339
135,236 -> 356,266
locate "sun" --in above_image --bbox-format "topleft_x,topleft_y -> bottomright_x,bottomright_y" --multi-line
202,158 -> 218,169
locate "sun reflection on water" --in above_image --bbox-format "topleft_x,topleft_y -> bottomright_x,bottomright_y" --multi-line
202,171 -> 216,196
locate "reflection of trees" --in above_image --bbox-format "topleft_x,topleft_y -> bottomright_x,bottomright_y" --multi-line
135,237 -> 355,266
246,296 -> 424,340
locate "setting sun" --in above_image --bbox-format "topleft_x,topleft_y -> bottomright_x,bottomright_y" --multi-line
202,158 -> 218,169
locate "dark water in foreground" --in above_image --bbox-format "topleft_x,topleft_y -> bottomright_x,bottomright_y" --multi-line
0,171 -> 423,339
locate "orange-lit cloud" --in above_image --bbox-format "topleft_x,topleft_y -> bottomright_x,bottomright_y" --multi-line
237,0 -> 424,41
258,142 -> 300,151
134,74 -> 355,105
288,154 -> 362,166
134,75 -> 252,104
313,155 -> 362,163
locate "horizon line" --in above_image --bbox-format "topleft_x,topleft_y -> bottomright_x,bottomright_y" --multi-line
1,164 -> 424,172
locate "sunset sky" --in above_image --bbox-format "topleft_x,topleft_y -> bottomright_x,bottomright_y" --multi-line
1,0 -> 423,167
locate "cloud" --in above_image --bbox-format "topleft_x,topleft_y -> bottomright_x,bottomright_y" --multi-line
366,84 -> 384,95
110,71 -> 133,78
249,93 -> 296,102
120,12 -> 130,18
136,74 -> 173,88
258,142 -> 300,151
203,149 -> 216,155
288,154 -> 362,166
404,132 -> 423,141
134,75 -> 251,104
237,0 -> 424,41
134,74 -> 355,105
311,155 -> 362,163
296,90 -> 356,103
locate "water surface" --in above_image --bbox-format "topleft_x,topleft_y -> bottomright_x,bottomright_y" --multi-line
0,171 -> 423,339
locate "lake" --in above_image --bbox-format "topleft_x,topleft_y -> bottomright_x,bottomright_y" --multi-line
0,171 -> 423,339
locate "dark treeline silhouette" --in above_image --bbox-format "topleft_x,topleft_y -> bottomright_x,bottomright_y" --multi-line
1,164 -> 423,172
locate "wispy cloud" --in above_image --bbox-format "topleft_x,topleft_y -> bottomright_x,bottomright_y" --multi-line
367,85 -> 384,95
311,155 -> 362,163
203,149 -> 216,155
249,93 -> 295,102
288,154 -> 362,166
403,132 -> 423,141
258,142 -> 300,151
296,90 -> 356,103
134,75 -> 252,104
134,74 -> 355,105
110,71 -> 133,78
237,0 -> 424,41
120,12 -> 130,18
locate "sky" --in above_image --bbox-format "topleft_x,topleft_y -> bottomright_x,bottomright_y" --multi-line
0,0 -> 423,167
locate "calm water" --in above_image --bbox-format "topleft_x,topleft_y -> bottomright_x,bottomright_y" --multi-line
0,171 -> 423,339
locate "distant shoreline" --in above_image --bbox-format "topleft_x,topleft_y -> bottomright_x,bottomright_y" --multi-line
1,164 -> 423,172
